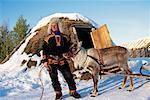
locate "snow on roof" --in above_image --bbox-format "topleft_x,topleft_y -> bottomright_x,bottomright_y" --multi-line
31,13 -> 98,33
120,37 -> 150,49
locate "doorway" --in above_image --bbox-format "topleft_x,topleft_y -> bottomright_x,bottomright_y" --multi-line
75,27 -> 94,49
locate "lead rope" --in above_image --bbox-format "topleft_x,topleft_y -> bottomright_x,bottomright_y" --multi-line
39,65 -> 45,100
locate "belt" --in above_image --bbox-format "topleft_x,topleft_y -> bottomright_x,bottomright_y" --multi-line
47,55 -> 65,65
48,55 -> 63,60
48,59 -> 65,65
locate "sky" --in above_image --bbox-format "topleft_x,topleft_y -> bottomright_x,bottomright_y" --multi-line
0,0 -> 149,44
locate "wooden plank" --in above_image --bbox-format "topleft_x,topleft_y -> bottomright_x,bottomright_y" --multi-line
91,24 -> 113,49
90,29 -> 102,48
98,24 -> 112,48
102,72 -> 150,79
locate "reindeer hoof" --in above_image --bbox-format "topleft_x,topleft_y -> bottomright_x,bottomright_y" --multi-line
127,90 -> 132,92
127,87 -> 134,92
90,91 -> 94,94
119,85 -> 126,89
90,93 -> 98,97
127,88 -> 133,92
119,87 -> 122,89
91,95 -> 96,97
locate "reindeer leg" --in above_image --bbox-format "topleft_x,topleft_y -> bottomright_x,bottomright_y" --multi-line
128,77 -> 134,91
119,69 -> 134,91
91,74 -> 99,97
119,66 -> 128,89
127,69 -> 134,91
120,76 -> 127,89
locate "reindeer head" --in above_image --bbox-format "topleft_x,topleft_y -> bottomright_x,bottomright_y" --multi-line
72,68 -> 91,81
73,69 -> 86,79
63,41 -> 82,59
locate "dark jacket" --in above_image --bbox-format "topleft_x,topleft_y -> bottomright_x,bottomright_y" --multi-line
43,34 -> 70,56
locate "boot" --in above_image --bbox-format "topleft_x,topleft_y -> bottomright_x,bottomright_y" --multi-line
55,91 -> 62,100
69,90 -> 81,98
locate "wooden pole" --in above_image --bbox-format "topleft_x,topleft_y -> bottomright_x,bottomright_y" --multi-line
102,72 -> 150,79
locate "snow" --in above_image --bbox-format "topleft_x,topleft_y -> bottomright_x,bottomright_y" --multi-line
0,58 -> 149,100
0,13 -> 150,100
0,31 -> 38,73
31,13 -> 98,33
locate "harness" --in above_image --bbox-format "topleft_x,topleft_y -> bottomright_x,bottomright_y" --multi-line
73,48 -> 82,57
73,48 -> 105,79
87,55 -> 104,78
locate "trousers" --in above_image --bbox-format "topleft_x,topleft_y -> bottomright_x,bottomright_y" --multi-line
49,62 -> 76,91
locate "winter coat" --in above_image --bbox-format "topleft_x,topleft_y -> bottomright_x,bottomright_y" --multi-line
43,34 -> 70,57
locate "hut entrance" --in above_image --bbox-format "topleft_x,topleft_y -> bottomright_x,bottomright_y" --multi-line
75,27 -> 94,49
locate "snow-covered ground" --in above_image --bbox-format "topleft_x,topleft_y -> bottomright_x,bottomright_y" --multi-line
0,58 -> 150,100
0,13 -> 149,100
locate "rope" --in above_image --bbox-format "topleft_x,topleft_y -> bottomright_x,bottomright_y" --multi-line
140,63 -> 150,76
39,65 -> 45,100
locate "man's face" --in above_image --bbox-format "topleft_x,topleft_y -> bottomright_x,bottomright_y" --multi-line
51,23 -> 59,32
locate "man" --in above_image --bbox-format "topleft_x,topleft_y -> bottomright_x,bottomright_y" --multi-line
41,18 -> 81,100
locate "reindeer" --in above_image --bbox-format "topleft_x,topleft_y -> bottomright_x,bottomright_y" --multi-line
64,42 -> 134,97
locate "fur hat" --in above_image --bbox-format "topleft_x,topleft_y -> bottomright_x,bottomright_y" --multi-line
47,17 -> 64,34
